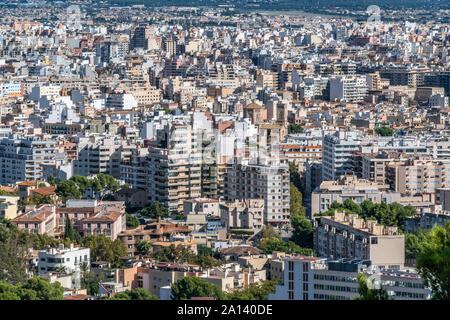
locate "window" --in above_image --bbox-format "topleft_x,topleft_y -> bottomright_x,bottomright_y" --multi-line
303,263 -> 308,272
288,291 -> 294,300
288,261 -> 294,271
371,237 -> 378,245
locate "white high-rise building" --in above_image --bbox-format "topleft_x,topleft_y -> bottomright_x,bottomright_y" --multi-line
322,131 -> 362,182
224,163 -> 290,229
329,76 -> 367,102
0,136 -> 56,185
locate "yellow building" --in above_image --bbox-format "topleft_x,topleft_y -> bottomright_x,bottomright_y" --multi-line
0,196 -> 20,219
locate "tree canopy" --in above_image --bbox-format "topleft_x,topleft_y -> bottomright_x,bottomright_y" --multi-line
290,183 -> 306,218
171,277 -> 226,300
353,273 -> 389,300
416,222 -> 450,300
290,215 -> 314,249
317,199 -> 416,231
55,174 -> 122,202
152,244 -> 222,268
258,226 -> 313,256
227,279 -> 278,300
126,213 -> 140,229
81,235 -> 127,263
0,277 -> 64,300
109,288 -> 159,300
139,201 -> 169,219
288,123 -> 304,134
375,126 -> 394,136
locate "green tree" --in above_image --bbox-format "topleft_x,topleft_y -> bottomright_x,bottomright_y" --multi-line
375,126 -> 394,136
354,273 -> 389,300
126,213 -> 140,229
288,123 -> 303,134
290,183 -> 305,218
416,222 -> 450,300
47,176 -> 56,186
0,223 -> 29,284
227,279 -> 278,300
343,199 -> 362,214
21,277 -> 64,300
258,226 -> 312,255
405,229 -> 429,260
64,213 -> 81,243
109,288 -> 159,300
56,180 -> 81,201
135,240 -> 152,257
81,271 -> 106,296
140,201 -> 169,219
81,235 -> 127,263
290,215 -> 313,249
288,162 -> 302,190
22,194 -> 54,206
171,277 -> 226,300
70,175 -> 92,194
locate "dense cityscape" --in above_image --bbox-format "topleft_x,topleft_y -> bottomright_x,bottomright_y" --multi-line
0,0 -> 448,303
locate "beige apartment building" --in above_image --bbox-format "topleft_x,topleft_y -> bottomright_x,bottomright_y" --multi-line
225,163 -> 291,229
314,211 -> 405,269
146,123 -> 202,214
256,70 -> 278,89
220,199 -> 265,231
0,195 -> 20,219
311,175 -> 401,217
386,158 -> 450,195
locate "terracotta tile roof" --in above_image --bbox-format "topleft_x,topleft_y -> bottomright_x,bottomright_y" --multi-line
82,211 -> 123,223
12,209 -> 54,223
31,186 -> 57,196
0,186 -> 17,193
17,181 -> 38,187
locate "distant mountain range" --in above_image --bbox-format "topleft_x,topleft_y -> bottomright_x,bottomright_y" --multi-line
102,0 -> 448,10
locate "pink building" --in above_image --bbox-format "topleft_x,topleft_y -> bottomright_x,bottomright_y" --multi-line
13,204 -> 56,235
81,210 -> 125,240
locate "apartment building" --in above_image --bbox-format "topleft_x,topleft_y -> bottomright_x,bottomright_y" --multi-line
146,123 -> 202,214
0,136 -> 56,185
80,208 -> 125,240
130,25 -> 154,50
13,204 -> 56,236
379,67 -> 429,87
386,158 -> 450,195
200,263 -> 266,293
322,131 -> 362,181
38,244 -> 90,275
268,257 -> 430,300
219,199 -> 265,231
329,76 -> 367,102
314,211 -> 405,268
0,195 -> 20,219
280,132 -> 322,167
311,175 -> 399,217
405,210 -> 450,234
117,218 -> 192,257
224,163 -> 290,229
73,135 -> 130,179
